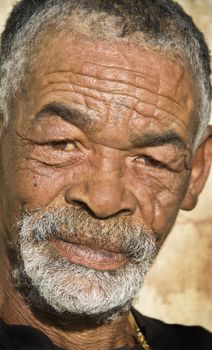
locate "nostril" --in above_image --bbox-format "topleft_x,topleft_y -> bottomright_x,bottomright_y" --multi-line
71,200 -> 90,211
71,200 -> 87,208
71,200 -> 98,218
71,200 -> 132,219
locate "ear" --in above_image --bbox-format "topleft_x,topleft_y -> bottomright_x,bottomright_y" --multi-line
181,125 -> 212,211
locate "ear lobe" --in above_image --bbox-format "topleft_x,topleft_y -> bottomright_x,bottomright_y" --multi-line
181,125 -> 212,211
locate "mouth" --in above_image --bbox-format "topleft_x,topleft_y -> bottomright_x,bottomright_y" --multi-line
51,239 -> 129,271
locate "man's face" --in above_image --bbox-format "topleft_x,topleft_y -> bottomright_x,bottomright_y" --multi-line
0,35 -> 197,319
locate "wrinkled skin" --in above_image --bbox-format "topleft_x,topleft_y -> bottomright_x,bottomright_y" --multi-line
0,34 -> 211,350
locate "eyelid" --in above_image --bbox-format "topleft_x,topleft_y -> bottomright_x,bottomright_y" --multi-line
135,154 -> 186,173
48,139 -> 77,151
135,155 -> 167,169
49,140 -> 75,146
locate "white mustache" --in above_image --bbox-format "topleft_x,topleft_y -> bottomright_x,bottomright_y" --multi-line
19,207 -> 157,264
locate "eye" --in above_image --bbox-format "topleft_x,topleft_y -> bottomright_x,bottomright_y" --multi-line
49,140 -> 76,152
136,155 -> 166,169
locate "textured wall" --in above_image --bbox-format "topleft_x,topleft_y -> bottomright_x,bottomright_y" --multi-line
0,0 -> 211,331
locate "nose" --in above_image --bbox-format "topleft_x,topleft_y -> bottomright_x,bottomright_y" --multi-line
65,160 -> 137,219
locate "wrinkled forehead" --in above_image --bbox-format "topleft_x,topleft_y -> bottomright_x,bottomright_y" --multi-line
22,34 -> 197,144
30,34 -> 197,104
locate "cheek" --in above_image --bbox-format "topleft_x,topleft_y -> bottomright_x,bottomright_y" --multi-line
127,170 -> 188,237
16,170 -> 63,207
152,189 -> 184,238
3,160 -> 67,210
11,159 -> 90,210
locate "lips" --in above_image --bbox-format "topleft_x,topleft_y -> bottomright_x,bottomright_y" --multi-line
51,239 -> 128,271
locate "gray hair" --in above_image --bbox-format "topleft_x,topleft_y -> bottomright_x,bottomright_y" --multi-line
0,0 -> 211,149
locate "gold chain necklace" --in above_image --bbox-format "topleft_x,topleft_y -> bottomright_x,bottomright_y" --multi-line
129,312 -> 152,350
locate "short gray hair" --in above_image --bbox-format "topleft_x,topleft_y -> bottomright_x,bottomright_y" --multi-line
0,0 -> 211,149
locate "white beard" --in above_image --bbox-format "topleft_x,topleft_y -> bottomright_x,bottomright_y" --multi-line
14,208 -> 157,322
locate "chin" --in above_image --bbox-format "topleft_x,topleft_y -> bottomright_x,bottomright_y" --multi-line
11,240 -> 151,323
11,207 -> 157,322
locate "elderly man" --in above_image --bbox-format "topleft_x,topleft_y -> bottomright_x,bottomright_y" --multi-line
0,0 -> 211,349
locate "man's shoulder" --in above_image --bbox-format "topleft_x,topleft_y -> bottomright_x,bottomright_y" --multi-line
132,307 -> 212,350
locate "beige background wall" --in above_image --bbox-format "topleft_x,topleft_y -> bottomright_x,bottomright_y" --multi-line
0,0 -> 212,331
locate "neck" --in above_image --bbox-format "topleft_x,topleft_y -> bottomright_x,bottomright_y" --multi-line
0,245 -> 136,350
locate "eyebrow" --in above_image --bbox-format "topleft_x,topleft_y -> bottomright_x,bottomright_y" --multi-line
130,131 -> 187,149
35,102 -> 187,149
35,102 -> 96,130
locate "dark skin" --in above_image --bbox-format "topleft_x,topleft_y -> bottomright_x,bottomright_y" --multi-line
0,34 -> 211,349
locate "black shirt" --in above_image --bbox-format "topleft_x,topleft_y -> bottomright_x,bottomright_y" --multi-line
0,308 -> 211,349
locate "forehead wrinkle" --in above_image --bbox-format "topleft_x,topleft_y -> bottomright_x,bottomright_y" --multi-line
40,72 -> 186,114
36,83 -> 190,137
135,101 -> 184,124
44,68 -> 185,108
37,83 -> 176,127
104,95 -> 134,128
39,80 -> 112,106
83,62 -> 185,90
